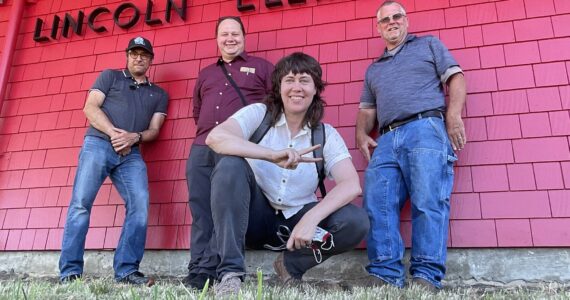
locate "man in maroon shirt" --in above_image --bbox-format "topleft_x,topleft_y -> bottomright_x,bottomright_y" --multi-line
184,16 -> 273,290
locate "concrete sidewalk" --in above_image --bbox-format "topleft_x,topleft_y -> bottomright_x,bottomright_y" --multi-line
1,249 -> 569,286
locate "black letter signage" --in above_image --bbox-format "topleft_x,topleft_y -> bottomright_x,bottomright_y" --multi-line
62,11 -> 84,38
145,0 -> 162,26
114,2 -> 140,29
165,0 -> 187,22
237,0 -> 308,12
237,0 -> 255,12
88,7 -> 110,33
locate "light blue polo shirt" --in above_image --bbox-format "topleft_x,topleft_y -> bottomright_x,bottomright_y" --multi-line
360,34 -> 462,128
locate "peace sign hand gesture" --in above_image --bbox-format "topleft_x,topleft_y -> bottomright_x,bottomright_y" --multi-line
270,144 -> 323,169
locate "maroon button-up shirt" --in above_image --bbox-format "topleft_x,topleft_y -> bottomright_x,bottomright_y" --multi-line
193,52 -> 274,145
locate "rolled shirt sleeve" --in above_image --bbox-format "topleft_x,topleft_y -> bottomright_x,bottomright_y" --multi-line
89,69 -> 115,96
441,66 -> 463,85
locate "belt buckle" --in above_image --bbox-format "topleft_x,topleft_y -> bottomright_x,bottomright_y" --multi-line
388,124 -> 394,131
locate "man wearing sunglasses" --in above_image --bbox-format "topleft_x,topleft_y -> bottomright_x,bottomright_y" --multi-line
184,16 -> 273,291
357,1 -> 467,292
59,36 -> 168,286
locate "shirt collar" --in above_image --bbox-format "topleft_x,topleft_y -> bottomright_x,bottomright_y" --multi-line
377,34 -> 416,61
216,51 -> 249,65
275,112 -> 311,137
122,69 -> 152,86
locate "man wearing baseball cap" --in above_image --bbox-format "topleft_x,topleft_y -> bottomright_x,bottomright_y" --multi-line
58,36 -> 168,286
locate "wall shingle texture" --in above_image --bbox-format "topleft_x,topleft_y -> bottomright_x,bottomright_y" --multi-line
0,0 -> 569,250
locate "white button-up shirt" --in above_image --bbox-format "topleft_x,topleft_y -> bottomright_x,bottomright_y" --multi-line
231,103 -> 351,218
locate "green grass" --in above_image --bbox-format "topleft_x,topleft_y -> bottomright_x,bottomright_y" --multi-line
1,276 -> 569,300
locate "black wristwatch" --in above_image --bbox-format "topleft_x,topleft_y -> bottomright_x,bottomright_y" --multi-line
137,132 -> 143,144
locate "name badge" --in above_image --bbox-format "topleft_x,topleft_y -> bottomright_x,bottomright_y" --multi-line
240,67 -> 256,75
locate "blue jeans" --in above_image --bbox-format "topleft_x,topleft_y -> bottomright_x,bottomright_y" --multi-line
364,117 -> 457,288
59,136 -> 150,280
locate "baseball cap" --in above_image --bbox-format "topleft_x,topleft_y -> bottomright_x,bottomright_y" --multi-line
126,36 -> 154,56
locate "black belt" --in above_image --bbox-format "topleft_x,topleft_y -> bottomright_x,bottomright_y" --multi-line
380,110 -> 444,135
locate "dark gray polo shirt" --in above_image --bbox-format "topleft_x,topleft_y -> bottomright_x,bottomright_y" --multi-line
360,35 -> 462,128
86,69 -> 168,140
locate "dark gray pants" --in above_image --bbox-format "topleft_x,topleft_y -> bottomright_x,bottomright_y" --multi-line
185,144 -> 222,277
211,156 -> 370,279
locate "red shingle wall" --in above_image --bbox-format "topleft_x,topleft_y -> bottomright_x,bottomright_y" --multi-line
0,0 -> 569,251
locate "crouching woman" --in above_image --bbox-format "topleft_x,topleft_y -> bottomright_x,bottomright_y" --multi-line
206,52 -> 369,296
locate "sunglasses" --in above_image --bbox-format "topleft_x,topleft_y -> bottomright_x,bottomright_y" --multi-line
377,13 -> 406,25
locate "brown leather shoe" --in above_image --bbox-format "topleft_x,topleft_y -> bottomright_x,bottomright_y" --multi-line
411,277 -> 438,293
273,252 -> 302,285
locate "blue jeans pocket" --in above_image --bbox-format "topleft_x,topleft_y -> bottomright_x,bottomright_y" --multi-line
442,149 -> 457,199
447,153 -> 458,173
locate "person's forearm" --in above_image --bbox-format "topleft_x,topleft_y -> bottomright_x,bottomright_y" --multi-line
446,73 -> 466,118
84,105 -> 117,137
356,109 -> 376,137
138,128 -> 159,143
206,127 -> 273,161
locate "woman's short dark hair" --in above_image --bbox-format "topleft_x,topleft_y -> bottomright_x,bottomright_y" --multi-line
264,52 -> 327,129
215,16 -> 246,37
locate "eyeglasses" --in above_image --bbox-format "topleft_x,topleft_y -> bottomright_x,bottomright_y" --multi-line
128,51 -> 152,61
377,13 -> 406,25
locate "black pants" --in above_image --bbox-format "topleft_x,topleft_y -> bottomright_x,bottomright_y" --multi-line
211,156 -> 370,279
185,144 -> 222,277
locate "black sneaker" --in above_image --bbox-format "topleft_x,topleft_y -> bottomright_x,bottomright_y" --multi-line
182,273 -> 196,286
118,271 -> 155,287
184,273 -> 215,290
60,274 -> 82,284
